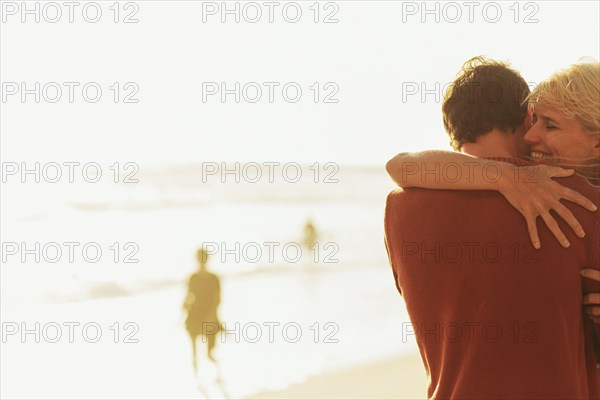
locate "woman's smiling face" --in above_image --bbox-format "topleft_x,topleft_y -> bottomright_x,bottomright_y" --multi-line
524,104 -> 599,166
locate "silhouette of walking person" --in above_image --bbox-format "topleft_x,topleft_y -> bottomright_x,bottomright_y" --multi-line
183,248 -> 221,375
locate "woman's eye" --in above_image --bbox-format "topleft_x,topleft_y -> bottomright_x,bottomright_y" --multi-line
545,124 -> 556,130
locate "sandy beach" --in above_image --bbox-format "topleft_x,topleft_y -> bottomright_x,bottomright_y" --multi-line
248,353 -> 428,400
1,168 -> 420,399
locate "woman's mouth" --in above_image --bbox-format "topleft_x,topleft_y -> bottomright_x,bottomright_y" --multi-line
530,151 -> 553,160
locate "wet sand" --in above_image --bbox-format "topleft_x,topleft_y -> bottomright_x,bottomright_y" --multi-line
248,353 -> 427,399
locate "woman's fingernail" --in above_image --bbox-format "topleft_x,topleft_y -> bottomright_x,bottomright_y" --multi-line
581,270 -> 588,276
578,230 -> 586,238
533,242 -> 540,249
563,241 -> 570,248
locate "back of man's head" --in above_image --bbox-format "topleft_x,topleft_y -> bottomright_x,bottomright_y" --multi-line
443,56 -> 531,151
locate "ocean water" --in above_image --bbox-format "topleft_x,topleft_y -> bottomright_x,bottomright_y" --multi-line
1,164 -> 419,399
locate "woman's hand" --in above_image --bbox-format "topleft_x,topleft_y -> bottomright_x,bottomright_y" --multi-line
385,151 -> 597,249
497,164 -> 597,249
580,269 -> 600,324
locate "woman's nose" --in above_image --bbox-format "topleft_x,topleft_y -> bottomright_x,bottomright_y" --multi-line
524,125 -> 540,144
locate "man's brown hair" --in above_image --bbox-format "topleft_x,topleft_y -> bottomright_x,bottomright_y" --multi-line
442,56 -> 531,150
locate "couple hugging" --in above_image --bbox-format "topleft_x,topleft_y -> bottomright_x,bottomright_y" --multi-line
384,56 -> 600,399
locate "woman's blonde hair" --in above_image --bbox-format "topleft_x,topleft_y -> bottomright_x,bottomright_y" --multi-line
526,61 -> 600,133
526,60 -> 600,189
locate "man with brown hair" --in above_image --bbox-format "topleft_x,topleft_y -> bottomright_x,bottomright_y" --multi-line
384,57 -> 600,398
442,56 -> 531,153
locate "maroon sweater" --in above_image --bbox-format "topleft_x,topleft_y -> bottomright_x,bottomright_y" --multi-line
385,157 -> 600,399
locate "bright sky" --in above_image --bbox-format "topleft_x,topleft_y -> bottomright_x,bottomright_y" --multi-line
1,1 -> 599,166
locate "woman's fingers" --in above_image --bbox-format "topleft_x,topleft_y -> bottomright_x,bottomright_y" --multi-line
583,293 -> 600,305
581,269 -> 600,281
539,212 -> 570,248
525,216 -> 541,250
585,307 -> 600,325
509,165 -> 596,249
552,202 -> 585,238
580,269 -> 600,324
547,166 -> 575,178
559,185 -> 598,212
585,307 -> 600,317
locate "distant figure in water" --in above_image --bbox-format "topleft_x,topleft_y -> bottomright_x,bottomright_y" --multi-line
183,248 -> 221,374
302,219 -> 318,249
302,219 -> 319,267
